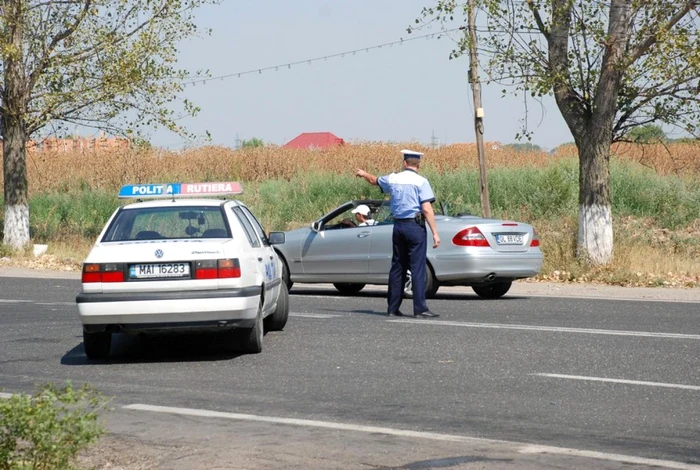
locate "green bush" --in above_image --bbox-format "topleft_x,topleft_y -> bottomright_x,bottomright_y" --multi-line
611,160 -> 700,229
1,157 -> 698,240
0,383 -> 106,470
29,190 -> 118,242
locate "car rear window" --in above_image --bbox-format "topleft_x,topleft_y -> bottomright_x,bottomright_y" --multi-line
102,206 -> 229,241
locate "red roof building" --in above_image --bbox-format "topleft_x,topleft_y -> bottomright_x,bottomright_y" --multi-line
282,132 -> 345,149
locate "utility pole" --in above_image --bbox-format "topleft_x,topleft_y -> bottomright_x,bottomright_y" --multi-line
467,0 -> 491,218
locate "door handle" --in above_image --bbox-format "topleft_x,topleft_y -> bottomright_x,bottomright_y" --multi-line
357,232 -> 370,238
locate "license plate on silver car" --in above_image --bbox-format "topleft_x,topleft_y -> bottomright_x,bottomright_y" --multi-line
496,234 -> 524,245
129,263 -> 190,279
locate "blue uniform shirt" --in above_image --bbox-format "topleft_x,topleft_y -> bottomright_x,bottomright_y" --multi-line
377,169 -> 435,219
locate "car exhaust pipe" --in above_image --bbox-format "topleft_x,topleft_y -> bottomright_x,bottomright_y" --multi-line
486,273 -> 496,282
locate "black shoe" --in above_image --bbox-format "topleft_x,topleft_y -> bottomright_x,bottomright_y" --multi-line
387,310 -> 405,317
414,311 -> 439,318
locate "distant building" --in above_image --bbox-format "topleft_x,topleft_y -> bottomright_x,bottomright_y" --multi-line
1,132 -> 130,153
282,132 -> 345,149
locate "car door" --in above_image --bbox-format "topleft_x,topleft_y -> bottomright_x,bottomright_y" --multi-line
367,222 -> 394,278
238,205 -> 281,310
301,224 -> 372,277
230,206 -> 276,313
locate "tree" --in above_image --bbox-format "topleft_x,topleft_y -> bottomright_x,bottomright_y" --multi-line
1,0 -> 217,249
241,137 -> 264,148
626,124 -> 666,143
416,0 -> 700,264
504,142 -> 542,153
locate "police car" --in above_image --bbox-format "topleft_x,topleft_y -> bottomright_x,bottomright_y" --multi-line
75,181 -> 288,360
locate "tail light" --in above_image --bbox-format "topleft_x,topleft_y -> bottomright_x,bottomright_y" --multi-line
82,263 -> 125,283
195,259 -> 241,279
452,227 -> 490,247
531,229 -> 540,247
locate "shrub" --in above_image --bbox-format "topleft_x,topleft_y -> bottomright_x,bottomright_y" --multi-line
0,383 -> 106,470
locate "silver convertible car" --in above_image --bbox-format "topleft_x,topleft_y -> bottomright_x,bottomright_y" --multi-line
269,200 -> 543,299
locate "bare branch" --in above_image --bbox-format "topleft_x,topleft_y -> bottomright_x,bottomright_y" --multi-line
27,0 -> 92,92
628,0 -> 698,63
525,0 -> 550,40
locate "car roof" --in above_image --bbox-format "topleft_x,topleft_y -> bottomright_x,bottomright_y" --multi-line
121,198 -> 245,210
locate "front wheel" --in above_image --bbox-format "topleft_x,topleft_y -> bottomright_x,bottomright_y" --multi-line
472,281 -> 512,299
83,330 -> 111,360
333,283 -> 366,295
281,259 -> 293,291
403,265 -> 439,299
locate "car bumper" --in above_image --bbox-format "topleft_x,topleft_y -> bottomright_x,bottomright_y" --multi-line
76,287 -> 261,329
432,252 -> 543,282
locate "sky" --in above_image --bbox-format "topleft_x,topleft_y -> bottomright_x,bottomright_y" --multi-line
151,0 -> 574,151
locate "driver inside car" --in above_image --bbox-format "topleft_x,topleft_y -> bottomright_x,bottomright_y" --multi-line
340,204 -> 377,228
352,204 -> 377,226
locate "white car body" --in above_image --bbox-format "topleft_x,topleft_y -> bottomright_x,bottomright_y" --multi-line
76,185 -> 288,359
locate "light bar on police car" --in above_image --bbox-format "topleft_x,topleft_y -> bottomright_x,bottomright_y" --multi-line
118,181 -> 243,199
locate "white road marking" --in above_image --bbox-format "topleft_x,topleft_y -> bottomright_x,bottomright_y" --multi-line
534,373 -> 700,391
389,319 -> 700,340
518,445 -> 700,469
517,294 -> 700,304
290,312 -> 341,319
0,392 -> 13,399
0,299 -> 73,306
124,403 -> 700,469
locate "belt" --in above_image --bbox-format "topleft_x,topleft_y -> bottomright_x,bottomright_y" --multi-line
394,217 -> 416,222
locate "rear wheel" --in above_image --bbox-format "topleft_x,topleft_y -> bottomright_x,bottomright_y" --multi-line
403,265 -> 439,299
264,283 -> 289,332
83,330 -> 111,360
333,283 -> 366,295
472,281 -> 512,299
239,301 -> 264,354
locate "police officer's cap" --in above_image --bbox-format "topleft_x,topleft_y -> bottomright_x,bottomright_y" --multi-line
400,149 -> 424,160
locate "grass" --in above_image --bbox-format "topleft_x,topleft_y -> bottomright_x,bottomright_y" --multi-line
0,143 -> 699,286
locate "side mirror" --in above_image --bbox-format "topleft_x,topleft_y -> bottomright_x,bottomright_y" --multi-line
268,232 -> 286,245
311,221 -> 322,232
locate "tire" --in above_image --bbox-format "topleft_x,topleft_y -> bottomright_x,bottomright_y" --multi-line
83,330 -> 111,360
403,265 -> 439,299
333,283 -> 366,295
472,281 -> 513,299
264,282 -> 289,332
281,259 -> 293,291
240,300 -> 264,354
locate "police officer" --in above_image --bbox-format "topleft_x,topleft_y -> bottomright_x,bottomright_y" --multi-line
356,149 -> 440,318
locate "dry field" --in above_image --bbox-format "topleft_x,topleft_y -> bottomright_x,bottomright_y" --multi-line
1,141 -> 695,195
553,141 -> 700,175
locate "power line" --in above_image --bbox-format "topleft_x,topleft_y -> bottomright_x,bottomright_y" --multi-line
182,16 -> 699,87
182,28 -> 463,87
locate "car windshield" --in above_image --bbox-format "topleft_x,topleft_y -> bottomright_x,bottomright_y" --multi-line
102,206 -> 229,241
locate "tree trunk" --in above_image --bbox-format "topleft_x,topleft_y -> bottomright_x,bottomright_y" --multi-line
2,0 -> 30,249
577,132 -> 613,265
3,117 -> 30,249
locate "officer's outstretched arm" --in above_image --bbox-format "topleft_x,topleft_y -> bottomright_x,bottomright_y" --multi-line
421,201 -> 441,249
355,169 -> 378,186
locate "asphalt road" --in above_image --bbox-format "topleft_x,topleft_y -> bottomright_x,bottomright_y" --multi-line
0,275 -> 699,469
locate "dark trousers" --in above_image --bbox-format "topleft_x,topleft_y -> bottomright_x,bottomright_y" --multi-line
388,219 -> 429,315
